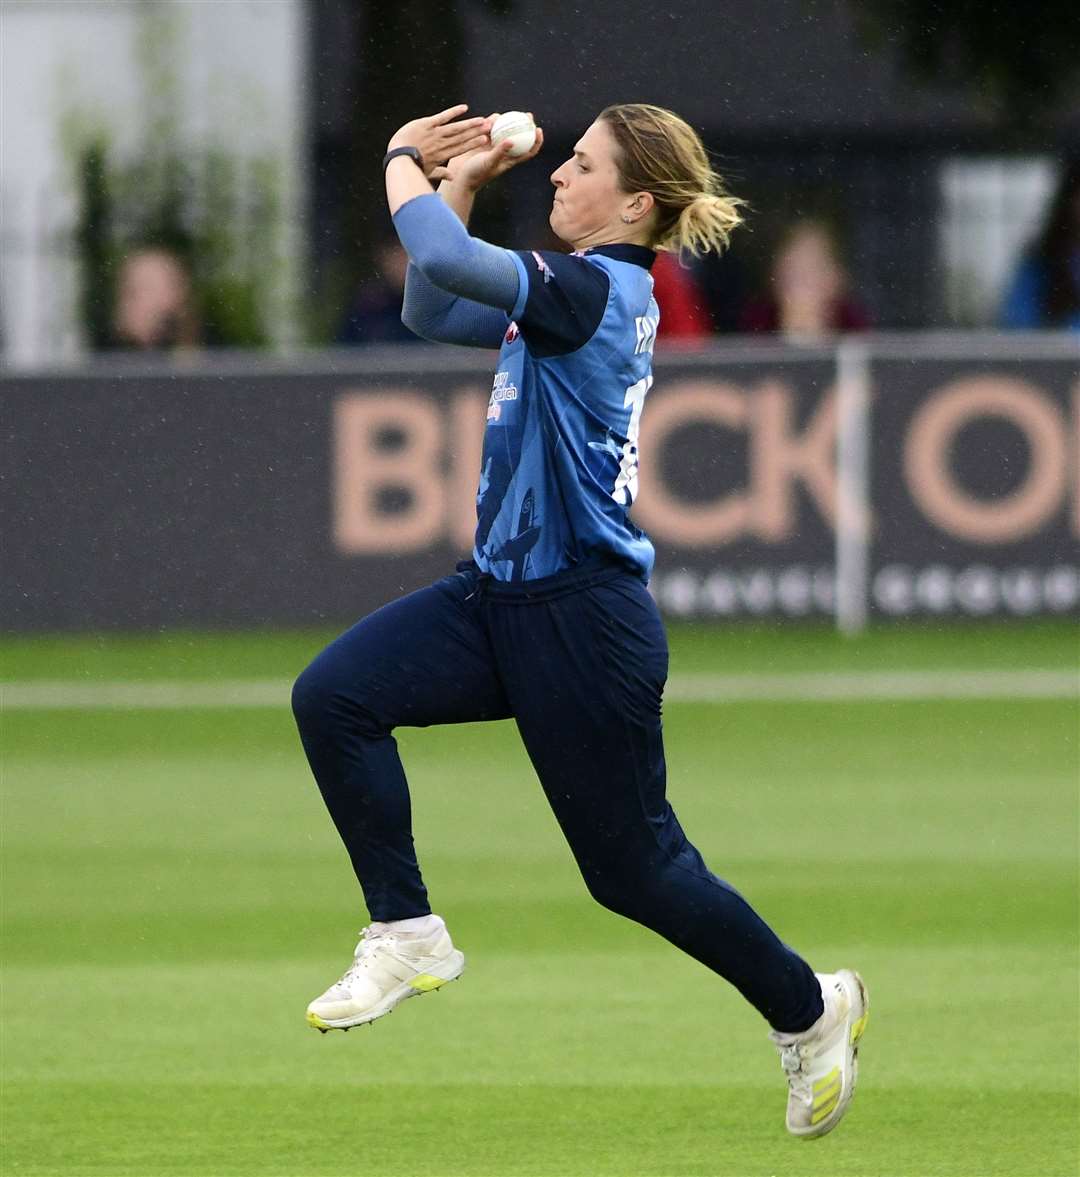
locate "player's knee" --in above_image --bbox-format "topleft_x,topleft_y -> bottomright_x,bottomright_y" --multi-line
292,658 -> 387,740
291,665 -> 318,727
582,868 -> 638,919
584,862 -> 675,924
291,660 -> 339,730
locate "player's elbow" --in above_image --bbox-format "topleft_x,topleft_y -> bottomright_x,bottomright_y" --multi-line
407,235 -> 479,295
412,250 -> 465,294
400,303 -> 433,341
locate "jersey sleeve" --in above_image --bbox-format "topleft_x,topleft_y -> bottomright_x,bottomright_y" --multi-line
511,250 -> 611,358
393,193 -> 524,314
401,263 -> 511,348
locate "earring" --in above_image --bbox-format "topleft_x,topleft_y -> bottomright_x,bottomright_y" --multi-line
621,215 -> 633,224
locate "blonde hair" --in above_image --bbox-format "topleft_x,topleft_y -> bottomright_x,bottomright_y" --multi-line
599,103 -> 744,256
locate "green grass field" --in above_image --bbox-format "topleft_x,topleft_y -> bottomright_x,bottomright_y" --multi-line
2,622 -> 1077,1176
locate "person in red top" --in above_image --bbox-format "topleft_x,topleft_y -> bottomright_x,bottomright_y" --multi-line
650,249 -> 712,345
740,219 -> 870,338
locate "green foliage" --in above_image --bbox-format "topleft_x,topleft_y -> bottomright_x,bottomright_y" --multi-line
69,3 -> 284,349
73,136 -> 280,349
74,139 -> 114,350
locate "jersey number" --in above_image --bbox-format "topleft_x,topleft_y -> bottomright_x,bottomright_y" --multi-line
612,375 -> 652,507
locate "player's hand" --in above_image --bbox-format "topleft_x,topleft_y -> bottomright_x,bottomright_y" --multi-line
386,105 -> 491,181
433,113 -> 544,190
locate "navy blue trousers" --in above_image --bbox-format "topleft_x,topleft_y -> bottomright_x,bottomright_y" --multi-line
292,561 -> 823,1032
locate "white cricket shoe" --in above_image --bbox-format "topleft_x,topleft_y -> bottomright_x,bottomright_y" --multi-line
306,915 -> 465,1033
769,969 -> 869,1138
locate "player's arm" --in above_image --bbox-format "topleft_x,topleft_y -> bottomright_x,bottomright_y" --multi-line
387,109 -> 544,281
384,105 -> 543,218
398,139 -> 510,346
395,141 -> 511,344
385,105 -> 546,345
393,194 -> 526,313
401,263 -> 510,348
393,186 -> 532,345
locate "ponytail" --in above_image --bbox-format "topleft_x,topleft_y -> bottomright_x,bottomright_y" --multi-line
663,191 -> 744,257
600,103 -> 745,256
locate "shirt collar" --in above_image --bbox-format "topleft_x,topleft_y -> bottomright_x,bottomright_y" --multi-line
579,244 -> 656,271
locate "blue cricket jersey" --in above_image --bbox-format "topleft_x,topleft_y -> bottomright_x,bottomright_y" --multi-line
474,245 -> 660,582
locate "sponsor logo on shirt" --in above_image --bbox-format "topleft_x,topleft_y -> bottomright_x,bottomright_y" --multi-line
486,369 -> 519,422
530,251 -> 554,283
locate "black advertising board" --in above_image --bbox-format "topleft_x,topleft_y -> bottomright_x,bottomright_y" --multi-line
3,363 -> 484,632
869,355 -> 1078,620
2,339 -> 1076,632
633,356 -> 839,620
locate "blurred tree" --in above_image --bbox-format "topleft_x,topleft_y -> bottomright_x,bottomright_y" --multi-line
847,0 -> 1080,119
75,139 -> 278,349
75,140 -> 114,350
70,5 -> 284,350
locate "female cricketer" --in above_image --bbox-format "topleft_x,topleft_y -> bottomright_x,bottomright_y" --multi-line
292,102 -> 868,1139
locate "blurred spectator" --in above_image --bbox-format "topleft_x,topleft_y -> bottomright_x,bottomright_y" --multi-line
337,240 -> 418,345
651,252 -> 712,347
740,220 -> 870,339
112,247 -> 202,351
1000,160 -> 1080,330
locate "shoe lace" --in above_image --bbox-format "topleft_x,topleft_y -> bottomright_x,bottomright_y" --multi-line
340,926 -> 395,984
770,1034 -> 814,1105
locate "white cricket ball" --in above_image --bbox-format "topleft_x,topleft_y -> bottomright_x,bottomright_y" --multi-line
490,111 -> 537,158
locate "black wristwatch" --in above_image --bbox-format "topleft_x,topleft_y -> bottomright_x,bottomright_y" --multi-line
383,146 -> 424,173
